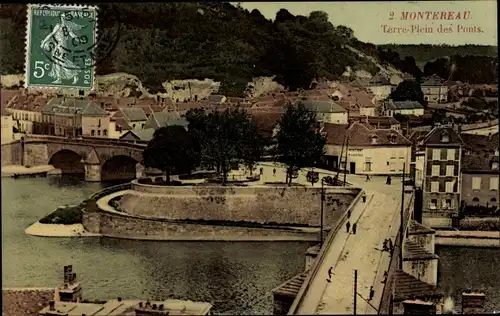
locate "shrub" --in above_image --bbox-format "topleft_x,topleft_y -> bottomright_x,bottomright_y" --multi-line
39,206 -> 83,225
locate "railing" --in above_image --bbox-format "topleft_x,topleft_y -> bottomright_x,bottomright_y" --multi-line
287,189 -> 366,315
378,193 -> 415,314
23,134 -> 147,150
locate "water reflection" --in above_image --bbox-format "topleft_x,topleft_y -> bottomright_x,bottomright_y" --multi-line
2,176 -> 312,314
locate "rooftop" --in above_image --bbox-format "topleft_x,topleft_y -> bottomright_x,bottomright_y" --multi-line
7,94 -> 49,113
421,126 -> 464,147
408,220 -> 435,235
323,122 -> 411,147
250,110 -> 283,138
120,128 -> 156,142
386,100 -> 424,110
144,111 -> 188,130
44,98 -> 108,116
120,107 -> 148,122
299,100 -> 347,113
404,240 -> 438,260
272,272 -> 308,298
394,270 -> 441,301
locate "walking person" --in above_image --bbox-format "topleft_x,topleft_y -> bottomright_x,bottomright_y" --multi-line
347,209 -> 351,219
352,223 -> 357,235
273,168 -> 276,177
346,221 -> 351,233
260,167 -> 264,175
366,174 -> 371,181
386,175 -> 392,185
327,266 -> 334,282
369,286 -> 374,301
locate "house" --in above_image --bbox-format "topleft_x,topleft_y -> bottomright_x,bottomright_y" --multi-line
421,75 -> 448,103
300,100 -> 348,124
119,128 -> 156,142
6,94 -> 47,134
42,97 -> 110,137
112,107 -> 148,130
460,152 -> 499,211
367,73 -> 393,101
383,100 -> 425,117
250,110 -> 283,140
1,106 -> 14,144
322,122 -> 412,175
420,126 -> 464,228
331,82 -> 377,116
144,111 -> 188,130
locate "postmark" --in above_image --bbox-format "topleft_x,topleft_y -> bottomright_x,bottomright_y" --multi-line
25,4 -> 120,90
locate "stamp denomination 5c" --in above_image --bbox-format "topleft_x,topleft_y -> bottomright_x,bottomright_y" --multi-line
26,4 -> 98,90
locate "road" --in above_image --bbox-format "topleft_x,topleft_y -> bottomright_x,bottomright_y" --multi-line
255,163 -> 411,315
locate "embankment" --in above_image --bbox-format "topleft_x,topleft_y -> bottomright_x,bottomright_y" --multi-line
436,230 -> 500,247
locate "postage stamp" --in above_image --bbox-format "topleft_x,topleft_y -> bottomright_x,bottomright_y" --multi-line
25,4 -> 98,90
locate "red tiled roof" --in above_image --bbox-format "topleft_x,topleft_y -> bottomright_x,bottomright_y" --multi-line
351,116 -> 400,127
324,122 -> 411,146
113,117 -> 132,130
1,90 -> 20,109
7,95 -> 48,113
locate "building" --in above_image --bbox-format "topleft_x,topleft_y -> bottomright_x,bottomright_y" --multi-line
112,107 -> 148,130
420,127 -> 464,228
6,94 -> 47,134
144,111 -> 188,130
331,82 -> 377,117
300,100 -> 348,124
1,106 -> 14,144
322,122 -> 412,175
460,133 -> 499,212
350,116 -> 401,131
119,128 -> 156,142
421,75 -> 449,103
366,73 -> 394,101
383,100 -> 425,117
42,97 -> 110,137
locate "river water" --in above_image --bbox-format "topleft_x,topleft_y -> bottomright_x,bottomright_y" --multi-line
2,176 -> 499,314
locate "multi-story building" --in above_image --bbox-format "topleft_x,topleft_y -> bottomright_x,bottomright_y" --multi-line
42,97 -> 110,137
421,75 -> 449,103
1,107 -> 14,144
421,126 -> 463,228
5,94 -> 47,134
322,122 -> 412,175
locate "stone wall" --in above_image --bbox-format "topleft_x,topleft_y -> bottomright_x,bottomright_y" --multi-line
2,288 -> 55,316
408,234 -> 435,254
24,143 -> 48,167
1,141 -> 22,166
403,258 -> 438,286
119,184 -> 360,226
82,211 -> 317,241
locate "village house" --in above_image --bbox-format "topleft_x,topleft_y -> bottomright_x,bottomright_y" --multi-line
300,100 -> 348,124
459,133 -> 499,212
421,75 -> 449,103
331,82 -> 377,117
382,100 -> 425,117
420,126 -> 463,228
5,94 -> 48,135
366,73 -> 394,101
42,97 -> 110,138
322,122 -> 411,175
111,107 -> 148,130
119,128 -> 156,142
350,116 -> 402,131
144,111 -> 189,130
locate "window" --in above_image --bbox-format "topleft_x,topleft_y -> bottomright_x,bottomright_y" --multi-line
431,181 -> 439,193
371,136 -> 378,144
442,199 -> 452,209
103,129 -> 108,136
446,165 -> 454,176
472,197 -> 480,206
432,165 -> 440,176
491,197 -> 497,204
132,124 -> 136,128
391,150 -> 396,158
430,199 -> 438,209
364,162 -> 372,171
97,130 -> 101,136
447,149 -> 455,160
490,177 -> 499,190
432,149 -> 441,160
472,177 -> 481,190
91,130 -> 95,136
445,181 -> 454,193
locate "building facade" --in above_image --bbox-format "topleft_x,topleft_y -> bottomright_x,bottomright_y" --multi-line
383,100 -> 425,117
323,122 -> 412,175
421,127 -> 463,228
421,76 -> 449,103
301,100 -> 348,124
1,110 -> 14,144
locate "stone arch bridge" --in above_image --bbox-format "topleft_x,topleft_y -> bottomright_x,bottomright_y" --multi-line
19,135 -> 147,182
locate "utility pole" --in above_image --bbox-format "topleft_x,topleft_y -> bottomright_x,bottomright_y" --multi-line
353,269 -> 358,315
320,177 -> 325,247
399,163 -> 406,270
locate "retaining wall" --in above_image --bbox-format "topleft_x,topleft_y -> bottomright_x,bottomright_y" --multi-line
1,141 -> 22,166
119,182 -> 360,226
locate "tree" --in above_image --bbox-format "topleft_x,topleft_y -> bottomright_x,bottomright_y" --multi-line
390,80 -> 425,106
274,102 -> 326,185
142,125 -> 198,184
185,107 -> 263,185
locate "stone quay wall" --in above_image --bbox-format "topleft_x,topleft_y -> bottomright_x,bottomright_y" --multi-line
2,288 -> 55,316
82,211 -> 318,241
119,182 -> 361,227
1,141 -> 22,166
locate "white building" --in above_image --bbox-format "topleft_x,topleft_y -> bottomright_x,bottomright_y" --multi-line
1,109 -> 14,144
300,100 -> 348,124
383,100 -> 425,117
322,122 -> 412,175
421,75 -> 449,103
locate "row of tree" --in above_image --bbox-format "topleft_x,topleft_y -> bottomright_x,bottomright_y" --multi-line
142,102 -> 326,185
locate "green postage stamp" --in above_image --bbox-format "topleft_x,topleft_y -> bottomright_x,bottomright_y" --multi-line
26,4 -> 98,90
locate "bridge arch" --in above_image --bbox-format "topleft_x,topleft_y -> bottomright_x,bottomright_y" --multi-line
101,155 -> 138,182
49,150 -> 85,175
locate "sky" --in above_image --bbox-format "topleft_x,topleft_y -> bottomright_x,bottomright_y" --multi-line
238,1 -> 497,46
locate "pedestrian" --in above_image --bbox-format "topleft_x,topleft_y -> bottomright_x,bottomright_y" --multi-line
388,238 -> 394,252
366,174 -> 371,181
347,209 -> 351,218
346,221 -> 351,233
369,286 -> 374,300
273,168 -> 276,176
260,167 -> 263,175
352,223 -> 357,234
386,175 -> 392,185
382,239 -> 389,251
327,266 -> 333,282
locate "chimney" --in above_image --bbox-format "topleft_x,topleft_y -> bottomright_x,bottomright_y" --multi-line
49,300 -> 56,311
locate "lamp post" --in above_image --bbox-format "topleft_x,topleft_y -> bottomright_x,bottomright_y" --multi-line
320,177 -> 325,247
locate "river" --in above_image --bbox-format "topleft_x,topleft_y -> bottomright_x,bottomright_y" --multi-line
2,176 -> 499,314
